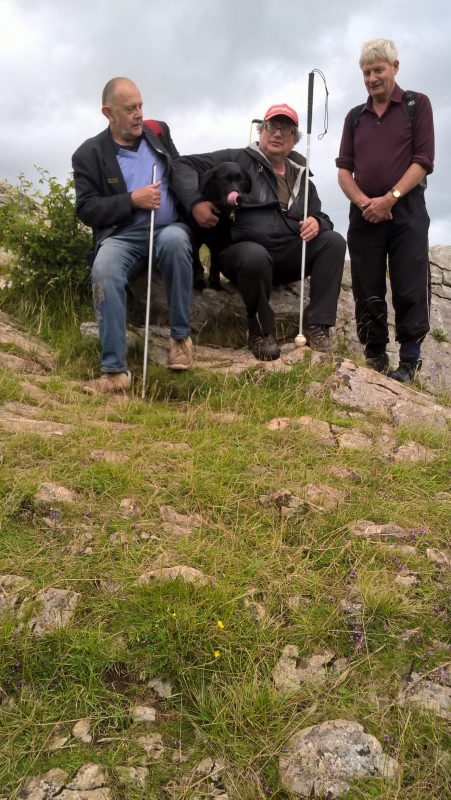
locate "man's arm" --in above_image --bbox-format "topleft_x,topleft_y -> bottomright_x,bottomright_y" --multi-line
72,145 -> 134,229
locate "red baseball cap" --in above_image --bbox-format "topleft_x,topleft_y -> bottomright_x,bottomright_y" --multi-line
263,103 -> 299,126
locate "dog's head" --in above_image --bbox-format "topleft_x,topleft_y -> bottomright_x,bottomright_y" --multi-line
200,161 -> 252,210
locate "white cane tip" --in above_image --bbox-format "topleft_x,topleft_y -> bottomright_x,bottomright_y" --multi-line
294,334 -> 307,347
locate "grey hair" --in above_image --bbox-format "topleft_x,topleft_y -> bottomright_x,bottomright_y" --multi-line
257,121 -> 301,144
359,39 -> 398,67
102,77 -> 134,106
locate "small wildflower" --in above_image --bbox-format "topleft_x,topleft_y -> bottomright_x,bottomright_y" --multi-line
170,612 -> 177,618
213,650 -> 221,659
264,786 -> 272,795
327,595 -> 335,602
217,620 -> 225,629
348,568 -> 357,579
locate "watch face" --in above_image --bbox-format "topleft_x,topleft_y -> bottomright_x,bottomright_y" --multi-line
392,189 -> 401,198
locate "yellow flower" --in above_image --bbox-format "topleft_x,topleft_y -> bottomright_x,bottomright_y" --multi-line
170,612 -> 177,618
213,650 -> 221,659
217,620 -> 224,629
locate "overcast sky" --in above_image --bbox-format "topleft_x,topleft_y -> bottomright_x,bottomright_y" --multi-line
1,0 -> 449,245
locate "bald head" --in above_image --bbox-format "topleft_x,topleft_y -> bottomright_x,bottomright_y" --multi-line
101,77 -> 144,145
102,77 -> 139,106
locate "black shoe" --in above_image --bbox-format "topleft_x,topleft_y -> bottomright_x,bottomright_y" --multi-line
249,333 -> 281,361
388,359 -> 422,384
365,353 -> 389,374
302,324 -> 332,352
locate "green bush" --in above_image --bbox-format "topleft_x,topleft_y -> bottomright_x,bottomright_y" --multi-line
0,169 -> 91,300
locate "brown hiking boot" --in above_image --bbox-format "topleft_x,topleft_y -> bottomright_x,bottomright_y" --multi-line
302,324 -> 333,352
83,371 -> 132,395
167,337 -> 193,370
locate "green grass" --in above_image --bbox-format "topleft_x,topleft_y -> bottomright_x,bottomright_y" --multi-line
0,306 -> 450,799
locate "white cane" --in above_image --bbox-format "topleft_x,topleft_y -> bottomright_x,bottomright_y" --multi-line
295,72 -> 315,347
142,163 -> 157,398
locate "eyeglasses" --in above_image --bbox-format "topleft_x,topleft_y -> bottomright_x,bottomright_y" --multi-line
262,120 -> 296,136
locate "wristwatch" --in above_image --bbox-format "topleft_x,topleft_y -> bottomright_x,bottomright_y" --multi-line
390,188 -> 402,199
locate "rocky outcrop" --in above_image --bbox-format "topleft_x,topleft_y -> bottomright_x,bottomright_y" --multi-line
127,245 -> 451,395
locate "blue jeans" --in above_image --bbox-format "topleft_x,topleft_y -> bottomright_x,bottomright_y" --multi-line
91,223 -> 193,373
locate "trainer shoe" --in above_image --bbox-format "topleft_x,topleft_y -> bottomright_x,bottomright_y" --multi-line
388,358 -> 422,384
83,371 -> 132,395
302,324 -> 332,352
365,353 -> 389,374
248,333 -> 281,361
167,337 -> 193,370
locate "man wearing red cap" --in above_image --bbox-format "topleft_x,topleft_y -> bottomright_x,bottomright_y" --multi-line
172,104 -> 345,360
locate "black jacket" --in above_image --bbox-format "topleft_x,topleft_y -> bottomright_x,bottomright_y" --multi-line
72,123 -> 179,255
171,144 -> 334,249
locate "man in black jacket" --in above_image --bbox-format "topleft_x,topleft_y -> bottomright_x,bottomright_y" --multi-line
172,104 -> 345,361
72,77 -> 193,394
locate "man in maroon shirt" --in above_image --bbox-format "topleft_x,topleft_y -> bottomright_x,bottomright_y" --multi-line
336,39 -> 434,383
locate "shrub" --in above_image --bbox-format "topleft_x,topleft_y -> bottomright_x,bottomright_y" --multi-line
0,169 -> 91,301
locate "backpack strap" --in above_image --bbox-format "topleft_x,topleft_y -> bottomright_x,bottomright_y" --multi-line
143,119 -> 163,138
404,90 -> 417,119
351,103 -> 366,132
351,92 -> 417,136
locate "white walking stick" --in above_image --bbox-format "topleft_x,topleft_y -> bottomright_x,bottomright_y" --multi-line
142,163 -> 157,398
295,71 -> 314,347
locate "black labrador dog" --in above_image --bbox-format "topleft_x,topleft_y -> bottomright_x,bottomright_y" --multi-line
197,161 -> 251,289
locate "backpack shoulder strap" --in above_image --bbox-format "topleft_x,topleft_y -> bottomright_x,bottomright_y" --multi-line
351,103 -> 366,133
143,119 -> 163,138
403,90 -> 417,120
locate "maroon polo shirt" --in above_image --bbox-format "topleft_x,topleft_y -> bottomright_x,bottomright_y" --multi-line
336,84 -> 434,197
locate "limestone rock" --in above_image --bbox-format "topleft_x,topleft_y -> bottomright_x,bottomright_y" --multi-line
89,449 -> 129,464
273,645 -> 347,692
35,482 -> 78,504
279,719 -> 399,798
303,483 -> 345,511
0,574 -> 30,613
119,498 -> 140,518
72,717 -> 92,744
20,768 -> 68,799
329,466 -> 363,483
399,672 -> 451,720
159,504 -> 205,535
426,548 -> 451,568
131,704 -> 157,723
336,429 -> 373,450
116,766 -> 148,788
266,417 -> 291,431
348,520 -> 409,541
137,565 -> 213,587
148,677 -> 173,698
329,359 -> 451,429
28,588 -> 80,637
137,733 -> 165,759
395,573 -> 420,588
0,309 -> 55,371
392,441 -> 436,462
259,488 -> 300,510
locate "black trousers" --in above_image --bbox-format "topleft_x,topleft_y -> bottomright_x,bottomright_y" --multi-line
219,229 -> 346,336
347,187 -> 431,350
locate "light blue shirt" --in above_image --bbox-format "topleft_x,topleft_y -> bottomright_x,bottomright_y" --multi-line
116,138 -> 177,227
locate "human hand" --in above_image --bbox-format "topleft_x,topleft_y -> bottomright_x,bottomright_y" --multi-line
299,216 -> 320,241
361,196 -> 393,223
130,181 -> 161,210
192,201 -> 220,228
